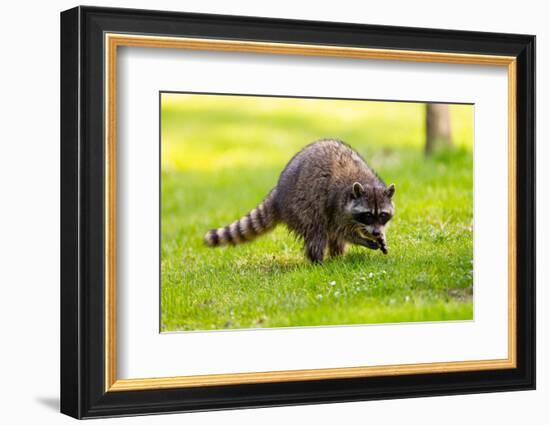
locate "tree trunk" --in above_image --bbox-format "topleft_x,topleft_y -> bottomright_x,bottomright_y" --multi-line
425,104 -> 452,156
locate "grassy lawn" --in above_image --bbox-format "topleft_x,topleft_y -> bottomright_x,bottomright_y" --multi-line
161,94 -> 474,332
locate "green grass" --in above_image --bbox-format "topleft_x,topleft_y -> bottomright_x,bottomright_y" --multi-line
161,94 -> 474,332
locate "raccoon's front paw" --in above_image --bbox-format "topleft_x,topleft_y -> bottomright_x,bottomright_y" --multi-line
377,238 -> 388,255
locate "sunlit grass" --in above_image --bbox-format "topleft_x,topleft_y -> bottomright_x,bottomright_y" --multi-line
161,93 -> 473,331
162,93 -> 473,171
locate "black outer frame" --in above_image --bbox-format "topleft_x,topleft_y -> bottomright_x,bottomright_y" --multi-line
60,5 -> 535,419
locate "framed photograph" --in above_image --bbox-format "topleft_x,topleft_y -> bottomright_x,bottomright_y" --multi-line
60,6 -> 535,419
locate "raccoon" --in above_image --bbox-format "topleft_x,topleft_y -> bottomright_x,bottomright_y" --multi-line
204,139 -> 395,263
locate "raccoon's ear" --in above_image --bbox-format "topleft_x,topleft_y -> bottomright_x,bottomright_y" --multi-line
352,182 -> 365,198
386,183 -> 396,198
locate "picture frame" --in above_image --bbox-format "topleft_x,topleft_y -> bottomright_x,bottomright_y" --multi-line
60,5 -> 535,419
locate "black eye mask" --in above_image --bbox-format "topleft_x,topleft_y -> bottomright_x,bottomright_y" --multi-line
378,212 -> 391,224
354,212 -> 392,226
353,212 -> 375,225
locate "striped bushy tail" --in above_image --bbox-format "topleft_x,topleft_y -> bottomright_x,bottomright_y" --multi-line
204,189 -> 278,247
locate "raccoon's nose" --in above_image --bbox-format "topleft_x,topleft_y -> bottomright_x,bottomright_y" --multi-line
371,229 -> 381,237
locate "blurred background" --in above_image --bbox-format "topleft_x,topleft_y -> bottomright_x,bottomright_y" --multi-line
161,93 -> 473,331
161,94 -> 472,172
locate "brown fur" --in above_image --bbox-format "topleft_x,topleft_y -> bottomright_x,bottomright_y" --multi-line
204,139 -> 395,263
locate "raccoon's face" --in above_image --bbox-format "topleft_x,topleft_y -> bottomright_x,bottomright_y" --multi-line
347,182 -> 395,241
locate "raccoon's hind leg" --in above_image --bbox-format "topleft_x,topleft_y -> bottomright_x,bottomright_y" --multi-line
304,230 -> 328,264
328,236 -> 347,257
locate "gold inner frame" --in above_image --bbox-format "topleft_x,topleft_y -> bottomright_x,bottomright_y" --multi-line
104,33 -> 517,392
